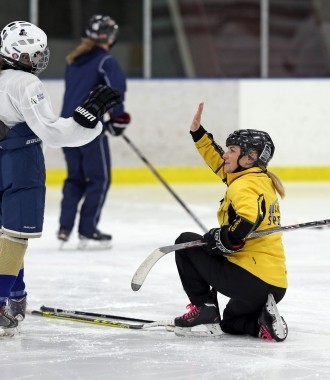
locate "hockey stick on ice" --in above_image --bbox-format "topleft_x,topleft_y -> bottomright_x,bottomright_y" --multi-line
40,305 -> 153,324
31,310 -> 173,330
131,218 -> 330,291
122,134 -> 207,233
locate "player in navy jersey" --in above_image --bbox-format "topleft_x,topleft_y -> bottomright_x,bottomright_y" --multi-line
0,20 -> 121,336
57,14 -> 131,249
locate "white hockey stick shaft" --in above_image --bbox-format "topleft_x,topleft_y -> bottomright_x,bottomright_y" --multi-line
131,218 -> 330,291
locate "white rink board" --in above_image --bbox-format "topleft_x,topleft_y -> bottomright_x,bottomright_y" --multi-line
43,79 -> 330,168
239,79 -> 330,166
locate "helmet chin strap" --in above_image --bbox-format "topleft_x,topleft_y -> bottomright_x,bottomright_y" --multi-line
234,154 -> 246,172
0,54 -> 31,73
108,37 -> 117,48
234,154 -> 257,173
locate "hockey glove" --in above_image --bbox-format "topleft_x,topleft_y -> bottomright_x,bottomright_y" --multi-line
73,85 -> 122,129
106,112 -> 131,136
203,227 -> 244,256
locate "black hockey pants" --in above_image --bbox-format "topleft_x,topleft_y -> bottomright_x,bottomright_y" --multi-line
175,232 -> 286,337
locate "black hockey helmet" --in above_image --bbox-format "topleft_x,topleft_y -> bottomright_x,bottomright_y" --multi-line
226,129 -> 275,167
85,15 -> 118,45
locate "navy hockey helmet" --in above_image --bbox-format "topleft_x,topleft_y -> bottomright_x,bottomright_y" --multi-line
85,15 -> 118,45
226,129 -> 275,167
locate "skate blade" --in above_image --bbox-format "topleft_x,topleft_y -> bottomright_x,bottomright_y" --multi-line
58,241 -> 67,250
174,323 -> 223,337
77,240 -> 112,251
266,294 -> 287,341
0,325 -> 20,337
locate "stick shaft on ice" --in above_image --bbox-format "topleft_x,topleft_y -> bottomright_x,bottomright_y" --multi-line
40,305 -> 153,323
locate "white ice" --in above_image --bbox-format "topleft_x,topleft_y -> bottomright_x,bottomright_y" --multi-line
2,182 -> 330,380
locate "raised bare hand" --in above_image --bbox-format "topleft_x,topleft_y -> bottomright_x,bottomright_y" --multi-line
190,102 -> 204,132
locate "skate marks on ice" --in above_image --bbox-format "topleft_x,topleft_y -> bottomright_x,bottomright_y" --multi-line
58,239 -> 112,251
2,184 -> 330,379
3,315 -> 330,380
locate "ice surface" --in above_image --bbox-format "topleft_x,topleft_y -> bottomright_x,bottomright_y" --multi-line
2,182 -> 330,380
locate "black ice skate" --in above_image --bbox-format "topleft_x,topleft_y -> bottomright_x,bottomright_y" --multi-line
8,297 -> 27,322
174,302 -> 222,337
78,230 -> 112,250
258,293 -> 288,342
57,228 -> 72,250
0,306 -> 19,337
57,228 -> 71,245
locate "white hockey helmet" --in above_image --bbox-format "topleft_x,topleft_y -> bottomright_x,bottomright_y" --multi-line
0,21 -> 50,75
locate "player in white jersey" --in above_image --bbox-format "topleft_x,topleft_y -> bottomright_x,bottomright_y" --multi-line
0,20 -> 121,336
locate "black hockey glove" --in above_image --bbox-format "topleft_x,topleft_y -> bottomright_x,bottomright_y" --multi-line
73,85 -> 122,129
106,112 -> 131,136
203,227 -> 244,256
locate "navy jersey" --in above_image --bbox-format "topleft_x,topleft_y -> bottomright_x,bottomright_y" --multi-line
61,46 -> 127,119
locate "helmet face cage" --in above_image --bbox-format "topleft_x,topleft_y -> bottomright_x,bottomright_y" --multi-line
85,15 -> 118,44
0,21 -> 49,75
226,129 -> 275,167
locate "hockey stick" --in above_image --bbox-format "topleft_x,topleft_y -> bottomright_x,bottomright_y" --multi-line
131,218 -> 330,291
122,134 -> 207,233
40,305 -> 153,324
31,310 -> 173,330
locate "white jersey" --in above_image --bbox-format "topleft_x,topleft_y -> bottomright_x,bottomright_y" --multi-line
0,68 -> 102,147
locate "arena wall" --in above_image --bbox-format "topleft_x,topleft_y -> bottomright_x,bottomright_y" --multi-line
44,79 -> 330,184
